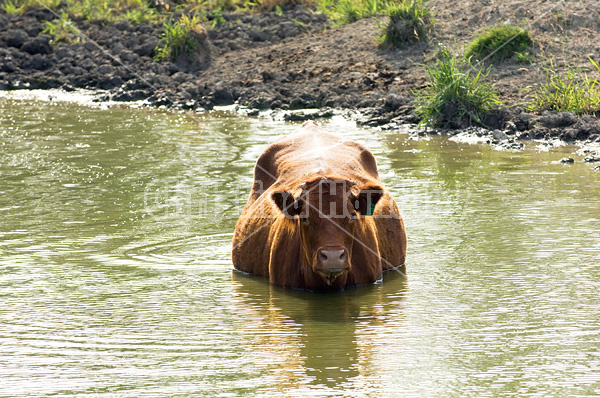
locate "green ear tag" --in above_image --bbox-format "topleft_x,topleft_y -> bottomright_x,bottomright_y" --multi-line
367,202 -> 376,216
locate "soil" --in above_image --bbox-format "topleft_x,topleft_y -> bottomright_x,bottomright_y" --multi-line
1,1 -> 600,151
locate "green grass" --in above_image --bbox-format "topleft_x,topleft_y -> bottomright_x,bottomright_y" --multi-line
66,0 -> 113,21
1,0 -> 26,14
124,3 -> 160,24
1,0 -> 158,23
1,0 -> 61,14
378,0 -> 433,49
65,0 -> 159,23
414,47 -> 501,128
317,0 -> 395,26
528,58 -> 600,115
465,24 -> 533,62
42,14 -> 82,45
515,51 -> 534,64
1,0 -> 400,27
154,14 -> 204,61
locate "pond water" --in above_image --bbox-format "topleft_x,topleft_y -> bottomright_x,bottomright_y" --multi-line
1,93 -> 599,397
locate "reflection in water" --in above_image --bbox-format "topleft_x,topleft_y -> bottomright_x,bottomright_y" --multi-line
231,270 -> 407,395
1,94 -> 599,396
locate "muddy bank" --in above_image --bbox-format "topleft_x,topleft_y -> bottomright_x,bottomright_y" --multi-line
1,2 -> 600,152
0,6 -> 332,107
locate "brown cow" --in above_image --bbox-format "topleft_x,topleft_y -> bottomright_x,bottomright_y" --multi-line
232,121 -> 407,290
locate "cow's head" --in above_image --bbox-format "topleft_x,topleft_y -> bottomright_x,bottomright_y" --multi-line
272,177 -> 384,286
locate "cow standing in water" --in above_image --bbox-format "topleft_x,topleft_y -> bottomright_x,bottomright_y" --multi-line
232,121 -> 407,290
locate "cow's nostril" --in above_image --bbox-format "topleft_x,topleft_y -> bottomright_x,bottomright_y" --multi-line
339,251 -> 347,261
318,251 -> 328,262
318,248 -> 348,268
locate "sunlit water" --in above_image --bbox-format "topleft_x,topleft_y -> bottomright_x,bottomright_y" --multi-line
1,93 -> 599,397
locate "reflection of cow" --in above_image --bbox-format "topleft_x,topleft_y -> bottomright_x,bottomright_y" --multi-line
230,270 -> 408,389
232,121 -> 407,290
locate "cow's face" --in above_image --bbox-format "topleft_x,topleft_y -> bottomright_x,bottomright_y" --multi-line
272,178 -> 383,286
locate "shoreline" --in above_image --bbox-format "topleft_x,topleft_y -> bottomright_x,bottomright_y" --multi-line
1,3 -> 600,164
2,87 -> 599,166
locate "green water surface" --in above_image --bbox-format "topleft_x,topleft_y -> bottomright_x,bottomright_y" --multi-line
1,94 -> 599,397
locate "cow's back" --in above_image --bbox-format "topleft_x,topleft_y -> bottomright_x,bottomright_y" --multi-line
233,121 -> 407,287
251,121 -> 380,199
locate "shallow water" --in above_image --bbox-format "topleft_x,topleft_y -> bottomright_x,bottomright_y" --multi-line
1,94 -> 599,397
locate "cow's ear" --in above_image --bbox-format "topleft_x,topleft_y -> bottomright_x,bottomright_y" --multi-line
272,190 -> 302,218
353,184 -> 384,216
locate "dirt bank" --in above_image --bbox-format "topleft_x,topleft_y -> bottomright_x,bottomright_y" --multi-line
1,1 -> 600,152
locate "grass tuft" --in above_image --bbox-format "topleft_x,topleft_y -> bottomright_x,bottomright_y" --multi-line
1,0 -> 26,14
123,1 -> 160,24
378,0 -> 433,49
528,58 -> 600,115
154,14 -> 203,61
42,14 -> 82,45
515,51 -> 534,64
465,24 -> 532,62
1,0 -> 61,14
66,0 -> 112,21
414,47 -> 501,128
317,0 -> 394,26
66,0 -> 159,23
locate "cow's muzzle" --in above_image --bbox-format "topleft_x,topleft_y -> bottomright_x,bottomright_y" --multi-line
315,247 -> 350,285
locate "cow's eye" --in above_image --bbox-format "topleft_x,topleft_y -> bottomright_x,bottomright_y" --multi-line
349,212 -> 358,220
299,215 -> 309,223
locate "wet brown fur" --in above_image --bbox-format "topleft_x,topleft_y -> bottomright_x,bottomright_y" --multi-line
232,121 -> 407,290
